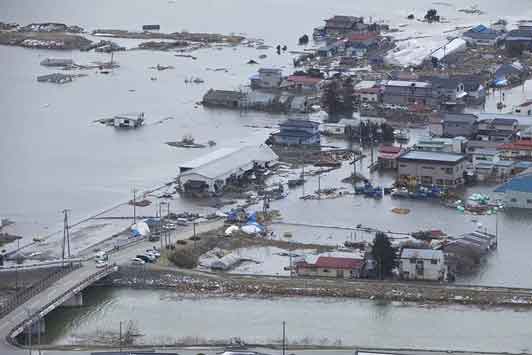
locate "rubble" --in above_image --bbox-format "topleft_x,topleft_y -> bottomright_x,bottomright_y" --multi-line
137,40 -> 189,51
18,22 -> 84,33
95,42 -> 125,53
36,73 -> 80,84
0,31 -> 91,49
0,22 -> 19,31
92,29 -> 245,44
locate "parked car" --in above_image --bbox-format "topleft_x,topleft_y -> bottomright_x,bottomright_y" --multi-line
145,249 -> 160,258
131,257 -> 146,265
136,255 -> 153,263
176,218 -> 189,226
95,260 -> 108,268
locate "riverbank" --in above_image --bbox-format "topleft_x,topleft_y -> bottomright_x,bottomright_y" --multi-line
32,344 -> 532,355
96,265 -> 532,308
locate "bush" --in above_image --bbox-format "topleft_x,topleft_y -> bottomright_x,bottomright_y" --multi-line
168,249 -> 197,268
189,236 -> 201,241
176,240 -> 187,245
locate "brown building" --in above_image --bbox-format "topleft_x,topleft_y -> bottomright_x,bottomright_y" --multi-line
295,253 -> 364,279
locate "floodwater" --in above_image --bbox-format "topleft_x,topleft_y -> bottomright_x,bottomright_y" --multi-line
43,287 -> 532,353
1,0 -> 532,286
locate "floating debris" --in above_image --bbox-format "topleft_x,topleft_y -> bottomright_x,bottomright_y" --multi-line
95,112 -> 145,128
149,64 -> 175,71
175,54 -> 197,60
166,135 -> 207,149
391,207 -> 410,215
37,73 -> 75,84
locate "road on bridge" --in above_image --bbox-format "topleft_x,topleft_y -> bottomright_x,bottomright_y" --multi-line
0,220 -> 223,355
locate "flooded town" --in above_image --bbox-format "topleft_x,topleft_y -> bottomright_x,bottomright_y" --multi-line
2,1 -> 532,355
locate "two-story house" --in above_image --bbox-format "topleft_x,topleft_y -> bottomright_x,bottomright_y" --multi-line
271,118 -> 320,145
397,150 -> 467,187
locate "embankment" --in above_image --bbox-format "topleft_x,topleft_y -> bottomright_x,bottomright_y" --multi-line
96,265 -> 532,308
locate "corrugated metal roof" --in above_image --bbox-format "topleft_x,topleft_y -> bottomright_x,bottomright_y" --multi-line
400,248 -> 443,260
385,80 -> 431,88
398,150 -> 466,163
180,145 -> 278,180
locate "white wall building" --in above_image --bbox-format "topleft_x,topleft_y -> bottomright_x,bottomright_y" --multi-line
399,248 -> 446,281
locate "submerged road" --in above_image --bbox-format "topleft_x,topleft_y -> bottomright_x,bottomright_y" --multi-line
0,220 -> 224,355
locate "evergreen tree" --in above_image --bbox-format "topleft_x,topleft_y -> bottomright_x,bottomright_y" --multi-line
371,232 -> 397,279
323,81 -> 342,116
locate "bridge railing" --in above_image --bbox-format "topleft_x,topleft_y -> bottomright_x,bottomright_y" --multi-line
0,262 -> 82,319
6,263 -> 117,343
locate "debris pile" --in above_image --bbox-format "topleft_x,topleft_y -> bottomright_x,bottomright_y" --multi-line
137,40 -> 189,51
18,22 -> 84,33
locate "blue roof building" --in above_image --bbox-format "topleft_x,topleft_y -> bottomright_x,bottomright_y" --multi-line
272,118 -> 320,145
494,168 -> 532,209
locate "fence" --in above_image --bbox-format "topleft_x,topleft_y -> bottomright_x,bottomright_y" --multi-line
0,262 -> 81,319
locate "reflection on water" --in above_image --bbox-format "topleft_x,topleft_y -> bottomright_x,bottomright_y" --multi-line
44,287 -> 532,353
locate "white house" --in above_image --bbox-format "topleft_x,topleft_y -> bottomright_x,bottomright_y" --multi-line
399,248 -> 446,281
494,168 -> 532,209
250,68 -> 283,89
112,112 -> 144,128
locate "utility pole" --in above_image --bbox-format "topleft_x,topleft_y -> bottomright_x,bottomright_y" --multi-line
26,309 -> 32,355
282,321 -> 286,355
301,160 -> 305,198
317,170 -> 321,199
495,211 -> 499,248
62,209 -> 71,266
132,188 -> 137,224
193,222 -> 197,250
119,321 -> 123,353
37,313 -> 42,355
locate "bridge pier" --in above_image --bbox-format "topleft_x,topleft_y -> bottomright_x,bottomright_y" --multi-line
60,291 -> 83,307
22,318 -> 46,336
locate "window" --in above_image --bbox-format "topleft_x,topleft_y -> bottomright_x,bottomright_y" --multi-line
422,166 -> 435,170
436,179 -> 444,185
527,199 -> 532,204
510,198 -> 517,202
421,176 -> 433,185
410,258 -> 417,264
322,269 -> 330,273
445,179 -> 453,185
431,259 -> 438,265
445,168 -> 453,174
399,164 -> 407,168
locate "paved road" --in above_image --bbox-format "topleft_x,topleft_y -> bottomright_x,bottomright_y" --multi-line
0,220 -> 224,355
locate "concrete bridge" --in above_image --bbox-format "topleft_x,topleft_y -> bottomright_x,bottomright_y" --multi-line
0,220 -> 223,354
0,262 -> 117,353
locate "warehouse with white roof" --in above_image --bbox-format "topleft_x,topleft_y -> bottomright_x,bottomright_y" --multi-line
178,145 -> 278,194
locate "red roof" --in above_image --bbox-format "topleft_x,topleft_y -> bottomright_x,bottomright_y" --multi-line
498,140 -> 532,151
348,32 -> 378,41
297,256 -> 363,270
315,256 -> 363,269
379,145 -> 402,154
287,75 -> 322,85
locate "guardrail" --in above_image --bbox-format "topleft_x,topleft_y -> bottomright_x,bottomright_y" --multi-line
0,262 -> 82,319
0,258 -> 84,272
7,263 -> 117,343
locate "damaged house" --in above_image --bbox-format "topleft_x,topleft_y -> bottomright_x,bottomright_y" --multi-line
178,145 -> 278,195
